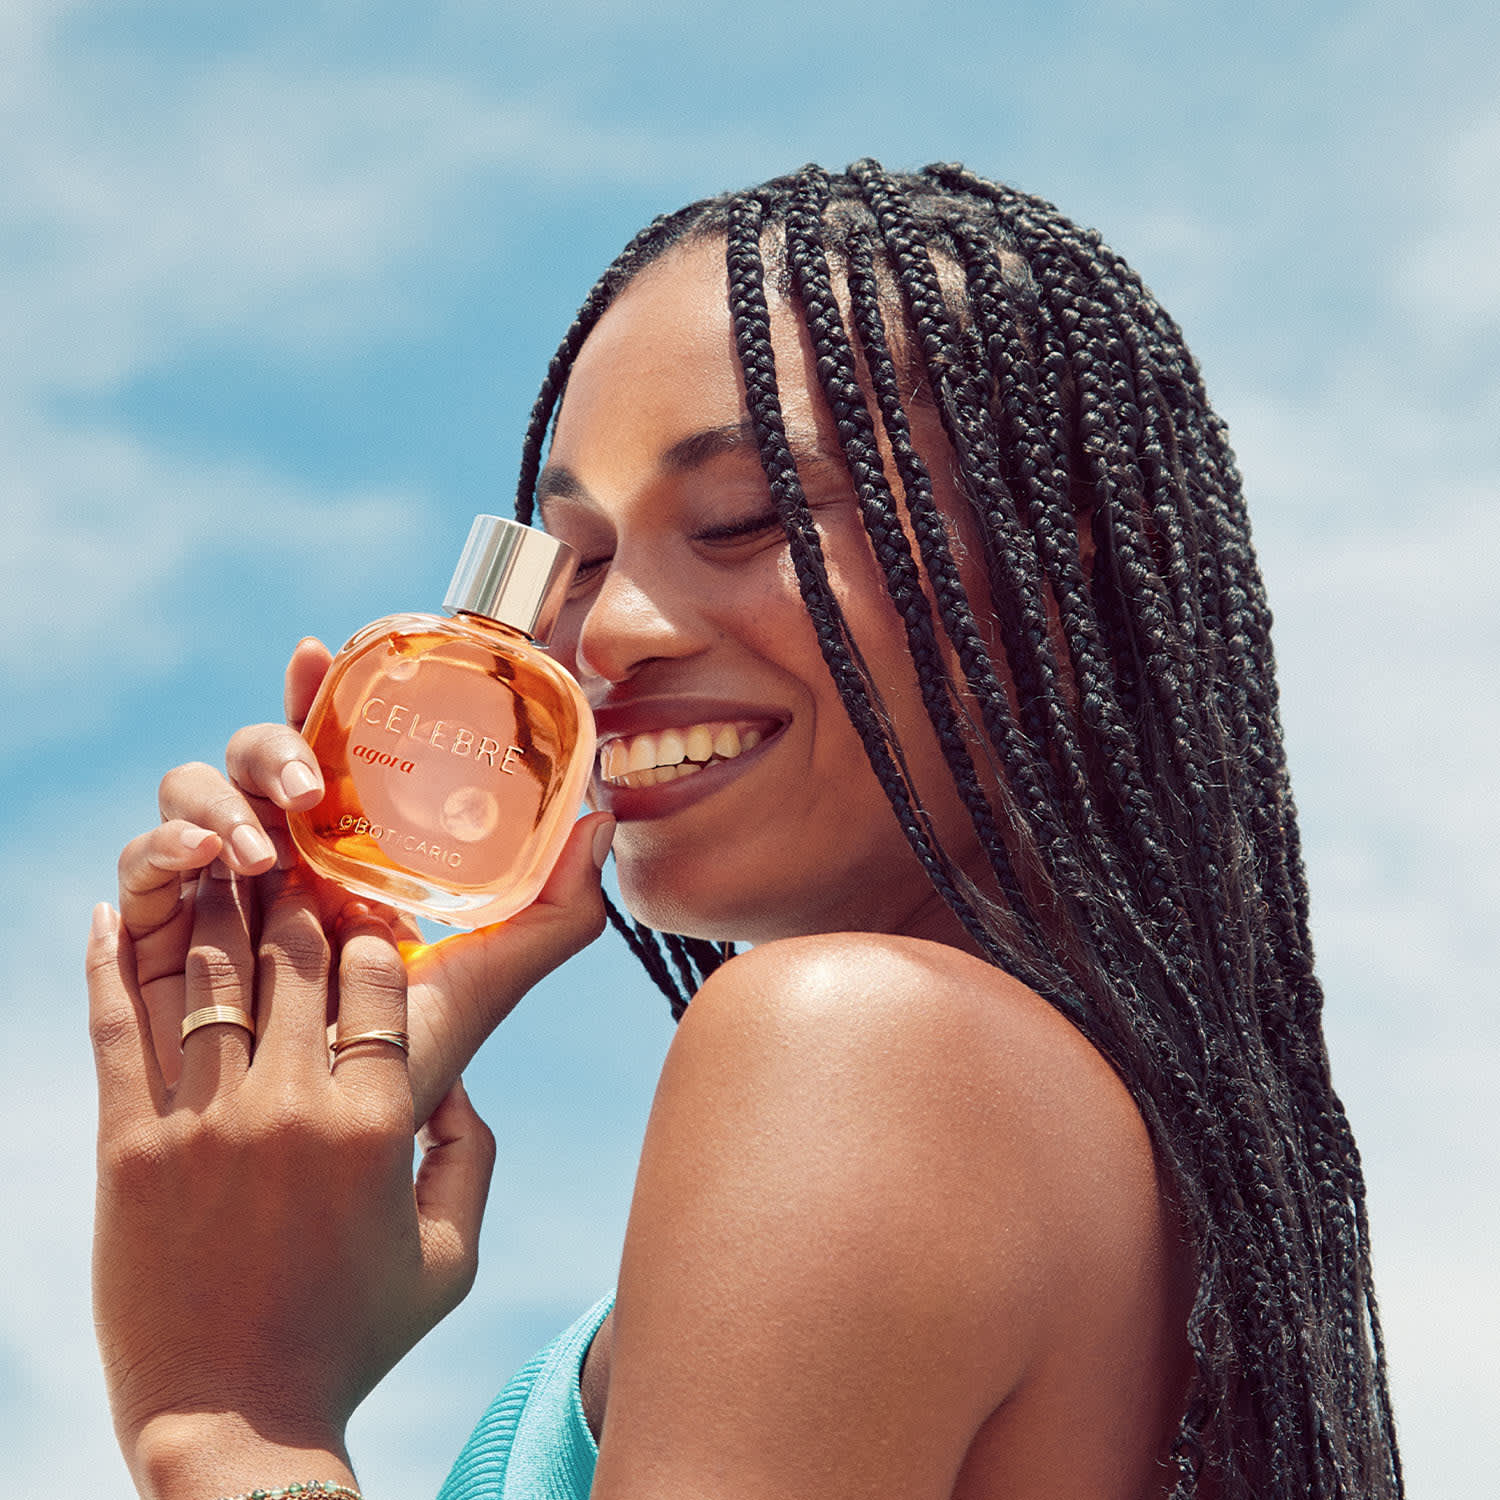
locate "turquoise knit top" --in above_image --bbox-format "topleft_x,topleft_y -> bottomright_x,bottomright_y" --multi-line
436,1295 -> 613,1500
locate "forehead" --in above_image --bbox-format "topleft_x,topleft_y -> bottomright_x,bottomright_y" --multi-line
548,235 -> 818,466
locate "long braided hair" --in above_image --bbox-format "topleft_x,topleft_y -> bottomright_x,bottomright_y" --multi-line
514,161 -> 1402,1500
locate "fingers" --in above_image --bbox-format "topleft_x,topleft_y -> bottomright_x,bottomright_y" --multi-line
175,873 -> 258,1108
533,809 -> 617,920
283,636 -> 333,731
327,905 -> 411,1107
251,871 -> 335,1069
118,820 -> 226,1074
148,639 -> 329,887
224,721 -> 325,818
157,760 -> 283,876
118,820 -> 222,946
414,1078 -> 496,1314
87,903 -> 165,1128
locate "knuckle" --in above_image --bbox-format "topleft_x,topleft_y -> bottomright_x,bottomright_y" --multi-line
88,999 -> 139,1058
157,761 -> 215,802
423,1223 -> 481,1310
225,722 -> 275,757
557,894 -> 608,958
116,830 -> 154,880
200,786 -> 253,824
245,1082 -> 321,1147
226,722 -> 297,776
259,907 -> 330,977
340,943 -> 407,1004
183,944 -> 249,1000
581,898 -> 608,946
158,762 -> 251,829
160,759 -> 211,788
99,1120 -> 170,1187
472,1114 -> 497,1168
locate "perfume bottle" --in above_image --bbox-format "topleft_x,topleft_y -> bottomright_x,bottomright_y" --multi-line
288,515 -> 595,929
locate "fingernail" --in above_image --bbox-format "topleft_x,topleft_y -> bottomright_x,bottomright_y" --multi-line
230,823 -> 275,868
177,825 -> 217,853
279,761 -> 322,802
90,901 -> 118,939
591,816 -> 616,870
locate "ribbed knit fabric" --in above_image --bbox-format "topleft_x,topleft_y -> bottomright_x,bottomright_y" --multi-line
437,1294 -> 613,1500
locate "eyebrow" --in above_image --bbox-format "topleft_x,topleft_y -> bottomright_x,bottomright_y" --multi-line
660,419 -> 760,472
536,418 -> 839,518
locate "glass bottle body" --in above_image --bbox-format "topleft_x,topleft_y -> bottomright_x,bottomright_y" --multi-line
288,611 -> 595,928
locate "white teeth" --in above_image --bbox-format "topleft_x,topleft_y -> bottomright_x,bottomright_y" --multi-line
625,735 -> 656,774
616,761 -> 708,790
599,720 -> 770,786
656,727 -> 686,766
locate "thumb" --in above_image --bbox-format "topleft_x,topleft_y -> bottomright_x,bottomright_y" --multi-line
403,812 -> 614,1119
415,1078 -> 497,1316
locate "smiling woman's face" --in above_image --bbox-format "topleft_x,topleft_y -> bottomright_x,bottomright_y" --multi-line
539,234 -> 994,947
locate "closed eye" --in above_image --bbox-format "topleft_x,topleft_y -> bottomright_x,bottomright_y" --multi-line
564,508 -> 785,594
567,552 -> 612,591
692,508 -> 784,546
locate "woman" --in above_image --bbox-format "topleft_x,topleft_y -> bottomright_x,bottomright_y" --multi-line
89,162 -> 1403,1499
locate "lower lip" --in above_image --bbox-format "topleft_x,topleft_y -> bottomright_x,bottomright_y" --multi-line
590,725 -> 784,821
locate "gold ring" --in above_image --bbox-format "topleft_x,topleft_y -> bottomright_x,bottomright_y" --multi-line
180,1005 -> 255,1046
329,1028 -> 410,1059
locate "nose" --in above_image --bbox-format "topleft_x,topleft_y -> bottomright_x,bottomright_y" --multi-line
565,556 -> 711,691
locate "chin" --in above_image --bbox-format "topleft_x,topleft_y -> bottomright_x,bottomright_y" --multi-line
612,862 -> 877,947
610,816 -> 934,944
614,877 -> 759,945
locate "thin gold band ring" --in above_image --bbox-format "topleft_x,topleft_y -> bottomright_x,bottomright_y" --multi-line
329,1028 -> 410,1060
180,1005 -> 255,1046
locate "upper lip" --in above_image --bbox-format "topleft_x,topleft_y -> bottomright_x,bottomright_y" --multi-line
589,695 -> 788,743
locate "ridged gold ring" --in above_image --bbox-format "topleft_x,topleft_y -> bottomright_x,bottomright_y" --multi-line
180,1005 -> 255,1046
329,1028 -> 410,1060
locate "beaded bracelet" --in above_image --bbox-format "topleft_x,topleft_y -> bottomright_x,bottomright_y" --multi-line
213,1484 -> 361,1500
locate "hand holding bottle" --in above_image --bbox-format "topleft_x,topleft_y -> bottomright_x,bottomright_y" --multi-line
134,633 -> 613,1125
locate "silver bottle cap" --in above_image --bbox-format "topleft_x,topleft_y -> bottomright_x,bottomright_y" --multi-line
443,515 -> 578,642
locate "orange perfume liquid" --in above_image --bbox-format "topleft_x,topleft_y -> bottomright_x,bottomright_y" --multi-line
287,518 -> 594,928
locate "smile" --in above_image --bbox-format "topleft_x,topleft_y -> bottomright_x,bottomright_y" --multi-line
598,721 -> 767,789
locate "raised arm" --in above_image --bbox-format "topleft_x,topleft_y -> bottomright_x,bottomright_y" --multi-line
91,640 -> 616,1497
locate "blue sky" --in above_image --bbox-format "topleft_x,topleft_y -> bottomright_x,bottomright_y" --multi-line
2,1 -> 1496,1492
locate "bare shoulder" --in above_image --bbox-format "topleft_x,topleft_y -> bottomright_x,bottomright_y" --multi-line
659,933 -> 1162,1266
673,931 -> 1152,1196
592,932 -> 1177,1498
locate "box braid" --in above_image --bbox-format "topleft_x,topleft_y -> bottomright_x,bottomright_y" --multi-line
513,161 -> 1402,1500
